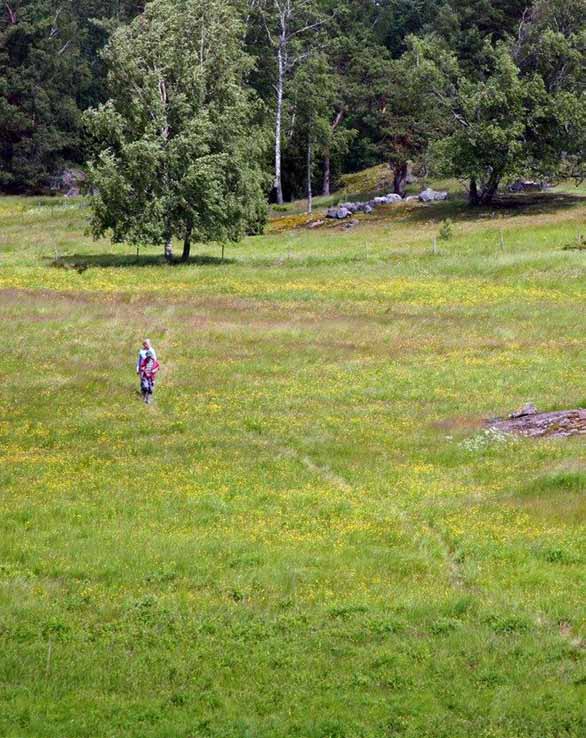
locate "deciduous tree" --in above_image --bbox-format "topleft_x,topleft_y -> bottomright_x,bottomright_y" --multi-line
84,0 -> 268,261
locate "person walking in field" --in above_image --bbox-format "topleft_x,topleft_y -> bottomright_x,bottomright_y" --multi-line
136,339 -> 160,404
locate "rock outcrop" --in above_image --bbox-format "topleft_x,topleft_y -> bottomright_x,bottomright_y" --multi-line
488,407 -> 586,438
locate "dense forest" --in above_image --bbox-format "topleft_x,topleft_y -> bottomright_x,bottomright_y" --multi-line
1,0 -> 585,204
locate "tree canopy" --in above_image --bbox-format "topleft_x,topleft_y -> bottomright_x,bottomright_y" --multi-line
84,0 -> 268,260
1,0 -> 585,210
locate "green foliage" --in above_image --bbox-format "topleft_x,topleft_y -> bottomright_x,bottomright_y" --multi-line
438,218 -> 454,240
1,0 -> 585,201
0,2 -> 86,191
409,31 -> 585,205
84,0 -> 269,259
0,0 -> 141,193
515,0 -> 586,183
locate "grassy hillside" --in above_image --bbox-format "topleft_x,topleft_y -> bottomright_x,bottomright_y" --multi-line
1,185 -> 586,738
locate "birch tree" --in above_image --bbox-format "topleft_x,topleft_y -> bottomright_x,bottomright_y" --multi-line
257,0 -> 327,204
290,52 -> 338,211
84,0 -> 268,261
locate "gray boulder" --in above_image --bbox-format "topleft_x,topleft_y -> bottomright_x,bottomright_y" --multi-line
419,188 -> 448,203
373,193 -> 404,205
509,403 -> 538,419
326,206 -> 352,220
508,180 -> 548,193
50,168 -> 86,197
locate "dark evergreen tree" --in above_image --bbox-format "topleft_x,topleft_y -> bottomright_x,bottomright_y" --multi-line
0,1 -> 87,191
0,0 -> 141,192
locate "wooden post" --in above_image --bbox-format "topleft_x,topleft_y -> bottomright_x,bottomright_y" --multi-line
432,236 -> 438,255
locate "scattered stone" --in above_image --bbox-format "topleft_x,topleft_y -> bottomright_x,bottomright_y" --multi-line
325,188 -> 444,220
326,206 -> 352,220
341,201 -> 376,214
343,219 -> 360,229
307,219 -> 325,229
488,408 -> 586,438
419,188 -> 448,202
326,201 -> 373,219
508,180 -> 550,193
373,193 -> 403,205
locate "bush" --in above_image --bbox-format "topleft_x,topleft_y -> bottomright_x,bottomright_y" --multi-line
439,218 -> 454,241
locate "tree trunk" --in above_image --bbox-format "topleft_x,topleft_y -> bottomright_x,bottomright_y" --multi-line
469,177 -> 480,206
181,227 -> 192,263
164,236 -> 174,262
322,153 -> 331,197
273,40 -> 285,205
469,173 -> 500,206
307,138 -> 313,214
322,111 -> 343,197
480,172 -> 500,206
393,161 -> 409,198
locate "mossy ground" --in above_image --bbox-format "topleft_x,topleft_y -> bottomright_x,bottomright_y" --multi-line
1,182 -> 586,737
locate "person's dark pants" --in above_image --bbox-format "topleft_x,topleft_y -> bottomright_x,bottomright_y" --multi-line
140,376 -> 155,402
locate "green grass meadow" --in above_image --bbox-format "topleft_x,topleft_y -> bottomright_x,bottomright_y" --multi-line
1,182 -> 586,737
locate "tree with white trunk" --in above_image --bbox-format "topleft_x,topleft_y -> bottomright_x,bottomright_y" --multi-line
256,0 -> 328,204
